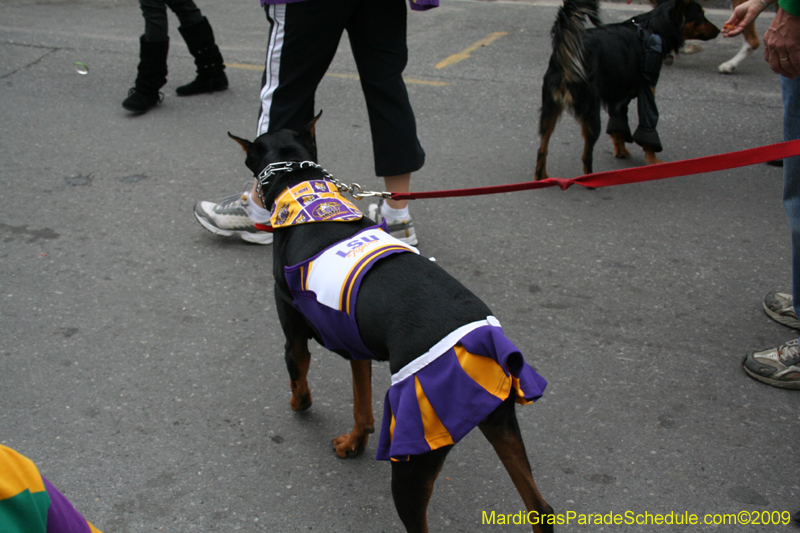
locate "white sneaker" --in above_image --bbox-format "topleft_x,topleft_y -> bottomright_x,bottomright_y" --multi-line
763,292 -> 800,330
743,339 -> 800,389
193,188 -> 273,245
368,199 -> 418,246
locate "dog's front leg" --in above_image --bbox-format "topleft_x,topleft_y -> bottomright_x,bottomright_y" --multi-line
333,359 -> 374,458
276,290 -> 314,412
643,147 -> 664,166
286,336 -> 313,411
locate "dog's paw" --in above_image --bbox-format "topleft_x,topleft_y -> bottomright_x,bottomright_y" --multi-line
333,433 -> 368,458
290,392 -> 313,411
718,61 -> 737,74
613,145 -> 631,159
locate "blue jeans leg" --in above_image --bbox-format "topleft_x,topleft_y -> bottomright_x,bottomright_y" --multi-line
781,76 -> 800,308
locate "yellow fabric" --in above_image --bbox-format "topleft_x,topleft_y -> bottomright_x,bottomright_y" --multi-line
0,445 -> 45,500
414,376 -> 455,450
454,345 -> 511,400
270,181 -> 362,228
512,376 -> 533,405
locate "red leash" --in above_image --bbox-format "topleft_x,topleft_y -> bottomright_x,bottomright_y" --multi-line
390,140 -> 800,201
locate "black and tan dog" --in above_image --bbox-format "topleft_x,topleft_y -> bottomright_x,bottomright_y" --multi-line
228,114 -> 553,532
535,0 -> 720,180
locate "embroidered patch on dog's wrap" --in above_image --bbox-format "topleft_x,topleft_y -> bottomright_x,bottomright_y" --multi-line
376,318 -> 547,461
271,180 -> 363,228
284,225 -> 419,360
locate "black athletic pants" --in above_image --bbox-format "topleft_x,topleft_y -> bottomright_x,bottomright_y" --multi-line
258,0 -> 425,177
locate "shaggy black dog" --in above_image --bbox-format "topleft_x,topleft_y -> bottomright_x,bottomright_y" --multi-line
535,0 -> 719,179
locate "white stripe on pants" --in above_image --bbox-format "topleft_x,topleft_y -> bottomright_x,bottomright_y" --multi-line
258,4 -> 286,136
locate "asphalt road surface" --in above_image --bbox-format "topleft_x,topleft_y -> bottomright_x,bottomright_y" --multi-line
1,0 -> 797,531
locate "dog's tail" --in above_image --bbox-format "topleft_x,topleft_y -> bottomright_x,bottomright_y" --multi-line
550,0 -> 602,84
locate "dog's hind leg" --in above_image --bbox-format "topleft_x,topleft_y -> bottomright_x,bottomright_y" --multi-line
478,394 -> 554,533
391,446 -> 452,533
535,115 -> 558,181
333,359 -> 375,458
579,107 -> 602,176
535,83 -> 564,181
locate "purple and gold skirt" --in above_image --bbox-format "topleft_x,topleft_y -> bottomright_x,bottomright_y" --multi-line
376,317 -> 546,461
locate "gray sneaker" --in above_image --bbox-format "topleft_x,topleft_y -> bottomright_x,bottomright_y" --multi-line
368,199 -> 418,246
763,292 -> 800,330
743,339 -> 800,389
194,189 -> 273,245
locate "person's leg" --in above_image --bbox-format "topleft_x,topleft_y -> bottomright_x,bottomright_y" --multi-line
783,75 -> 800,308
257,0 -> 350,136
742,76 -> 800,389
166,0 -> 227,96
194,0 -> 350,243
164,0 -> 203,27
346,0 -> 424,183
347,0 -> 424,243
123,0 -> 169,114
140,0 -> 170,43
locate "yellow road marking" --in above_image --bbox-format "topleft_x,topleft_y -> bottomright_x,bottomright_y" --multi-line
435,32 -> 508,69
226,62 -> 263,71
226,63 -> 447,86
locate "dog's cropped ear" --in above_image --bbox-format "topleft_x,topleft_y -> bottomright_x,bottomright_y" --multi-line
304,110 -> 323,138
672,0 -> 691,16
228,132 -> 252,153
298,111 -> 322,161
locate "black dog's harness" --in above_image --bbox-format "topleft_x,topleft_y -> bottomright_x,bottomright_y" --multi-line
630,19 -> 664,85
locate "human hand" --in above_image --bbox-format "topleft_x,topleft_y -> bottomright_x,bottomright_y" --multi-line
723,0 -> 765,37
763,8 -> 800,78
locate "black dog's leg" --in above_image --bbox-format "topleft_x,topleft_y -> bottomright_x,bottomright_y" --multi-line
535,76 -> 564,181
391,446 -> 452,533
578,98 -> 602,176
332,359 -> 375,458
276,286 -> 314,412
607,100 -> 633,159
633,85 -> 664,165
478,394 -> 554,533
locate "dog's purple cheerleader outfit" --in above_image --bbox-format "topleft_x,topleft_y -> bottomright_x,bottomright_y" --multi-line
284,225 -> 418,359
280,182 -> 547,461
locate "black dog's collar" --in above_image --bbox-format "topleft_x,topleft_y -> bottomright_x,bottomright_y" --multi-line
255,160 -> 333,209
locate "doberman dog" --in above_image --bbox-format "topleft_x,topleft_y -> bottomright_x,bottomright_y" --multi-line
228,113 -> 554,533
535,0 -> 720,180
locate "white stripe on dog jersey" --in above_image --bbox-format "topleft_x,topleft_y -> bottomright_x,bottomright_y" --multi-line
304,228 -> 418,312
258,4 -> 286,136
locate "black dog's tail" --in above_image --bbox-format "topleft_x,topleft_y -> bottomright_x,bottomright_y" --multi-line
550,0 -> 602,84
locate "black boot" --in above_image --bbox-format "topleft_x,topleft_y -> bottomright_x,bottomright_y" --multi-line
122,36 -> 168,114
176,17 -> 228,96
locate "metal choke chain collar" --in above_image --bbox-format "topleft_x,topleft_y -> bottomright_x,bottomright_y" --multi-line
255,160 -> 392,207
